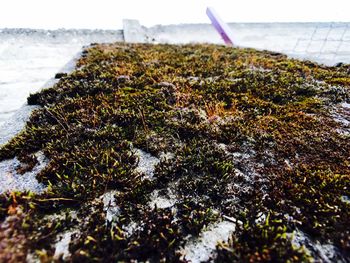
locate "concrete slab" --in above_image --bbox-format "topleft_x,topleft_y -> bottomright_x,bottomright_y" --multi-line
0,52 -> 79,147
0,29 -> 124,128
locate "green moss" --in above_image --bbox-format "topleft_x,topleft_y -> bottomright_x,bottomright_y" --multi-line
216,212 -> 311,262
326,77 -> 350,86
0,43 -> 349,262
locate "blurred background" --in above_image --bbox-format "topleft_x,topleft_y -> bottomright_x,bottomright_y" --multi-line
0,0 -> 349,127
1,0 -> 349,28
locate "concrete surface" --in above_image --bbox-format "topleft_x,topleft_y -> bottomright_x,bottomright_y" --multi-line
0,29 -> 124,128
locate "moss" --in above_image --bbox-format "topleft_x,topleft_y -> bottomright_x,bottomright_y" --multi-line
326,77 -> 350,86
0,43 -> 349,262
215,212 -> 311,262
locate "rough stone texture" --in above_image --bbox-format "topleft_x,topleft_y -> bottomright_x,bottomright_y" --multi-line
0,151 -> 47,194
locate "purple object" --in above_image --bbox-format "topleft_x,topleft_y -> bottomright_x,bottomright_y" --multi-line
206,7 -> 235,46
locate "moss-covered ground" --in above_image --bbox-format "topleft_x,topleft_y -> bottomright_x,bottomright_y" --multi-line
0,43 -> 349,262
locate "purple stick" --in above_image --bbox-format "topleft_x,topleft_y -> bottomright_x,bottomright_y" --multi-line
206,7 -> 235,46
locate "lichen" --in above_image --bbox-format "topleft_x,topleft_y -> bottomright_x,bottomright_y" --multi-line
0,43 -> 349,262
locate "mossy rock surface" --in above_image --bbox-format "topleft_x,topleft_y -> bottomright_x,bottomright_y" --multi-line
0,43 -> 350,262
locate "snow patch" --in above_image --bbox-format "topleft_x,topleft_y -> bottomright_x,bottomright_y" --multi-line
0,151 -> 47,194
182,220 -> 236,263
134,148 -> 160,179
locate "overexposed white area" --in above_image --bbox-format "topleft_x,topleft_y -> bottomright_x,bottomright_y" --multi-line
0,43 -> 76,125
0,0 -> 349,29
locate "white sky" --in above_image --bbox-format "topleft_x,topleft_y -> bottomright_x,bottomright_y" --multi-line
0,0 -> 349,29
